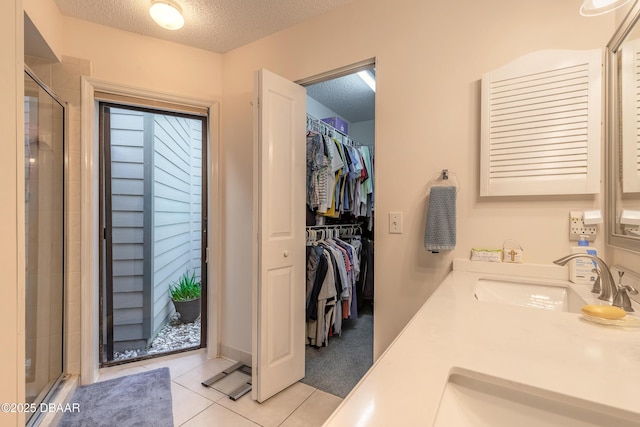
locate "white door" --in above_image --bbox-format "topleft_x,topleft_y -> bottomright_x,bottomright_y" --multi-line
252,69 -> 306,402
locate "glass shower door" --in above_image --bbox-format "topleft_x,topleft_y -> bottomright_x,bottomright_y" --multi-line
24,70 -> 65,424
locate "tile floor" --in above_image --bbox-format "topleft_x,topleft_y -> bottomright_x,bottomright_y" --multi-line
97,349 -> 343,427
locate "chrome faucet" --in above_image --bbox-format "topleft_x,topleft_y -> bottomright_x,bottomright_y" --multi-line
553,254 -> 616,303
613,271 -> 638,312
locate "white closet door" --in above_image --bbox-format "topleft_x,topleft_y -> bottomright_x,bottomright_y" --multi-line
621,39 -> 640,193
252,69 -> 306,402
481,49 -> 602,196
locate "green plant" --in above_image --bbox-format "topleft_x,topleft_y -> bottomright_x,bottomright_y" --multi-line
169,270 -> 201,301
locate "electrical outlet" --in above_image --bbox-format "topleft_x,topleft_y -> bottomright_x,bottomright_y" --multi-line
622,225 -> 640,237
569,211 -> 597,241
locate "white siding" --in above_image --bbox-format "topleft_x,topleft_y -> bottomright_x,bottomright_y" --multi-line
190,120 -> 203,280
152,115 -> 202,335
109,108 -> 146,347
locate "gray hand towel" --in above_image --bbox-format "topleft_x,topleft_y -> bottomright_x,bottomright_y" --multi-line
424,186 -> 456,253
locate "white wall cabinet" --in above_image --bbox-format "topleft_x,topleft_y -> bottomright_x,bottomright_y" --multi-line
481,49 -> 602,196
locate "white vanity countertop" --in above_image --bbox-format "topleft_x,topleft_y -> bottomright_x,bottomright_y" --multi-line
323,259 -> 640,426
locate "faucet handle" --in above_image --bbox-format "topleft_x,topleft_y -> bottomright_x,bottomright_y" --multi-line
613,284 -> 638,312
591,268 -> 602,294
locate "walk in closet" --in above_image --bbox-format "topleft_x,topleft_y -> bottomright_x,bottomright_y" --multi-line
301,69 -> 375,398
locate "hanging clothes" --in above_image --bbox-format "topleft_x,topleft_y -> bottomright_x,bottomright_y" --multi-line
306,113 -> 374,226
357,237 -> 374,310
305,245 -> 336,347
306,133 -> 324,210
305,231 -> 363,347
308,138 -> 375,223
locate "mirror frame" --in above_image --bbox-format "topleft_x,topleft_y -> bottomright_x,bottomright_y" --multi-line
606,1 -> 640,253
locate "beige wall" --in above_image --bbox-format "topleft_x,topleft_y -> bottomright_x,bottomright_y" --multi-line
61,17 -> 223,101
219,0 -> 625,359
24,0 -> 63,60
1,1 -> 24,426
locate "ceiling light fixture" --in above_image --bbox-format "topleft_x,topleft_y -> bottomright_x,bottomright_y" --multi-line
149,1 -> 184,30
357,70 -> 376,92
580,0 -> 634,16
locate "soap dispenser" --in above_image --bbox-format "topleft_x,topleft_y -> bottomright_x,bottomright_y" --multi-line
569,235 -> 598,284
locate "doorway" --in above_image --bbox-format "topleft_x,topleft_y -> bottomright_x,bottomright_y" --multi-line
252,62 -> 376,402
98,102 -> 208,365
300,65 -> 376,398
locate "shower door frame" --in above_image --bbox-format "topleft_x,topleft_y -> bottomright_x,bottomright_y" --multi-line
24,66 -> 67,427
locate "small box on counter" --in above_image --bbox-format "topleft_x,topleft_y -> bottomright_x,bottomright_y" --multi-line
470,248 -> 502,262
322,116 -> 348,134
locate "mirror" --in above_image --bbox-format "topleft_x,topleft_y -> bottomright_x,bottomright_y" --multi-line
607,2 -> 640,252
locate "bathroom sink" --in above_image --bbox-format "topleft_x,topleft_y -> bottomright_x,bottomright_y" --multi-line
433,369 -> 640,427
474,278 -> 585,313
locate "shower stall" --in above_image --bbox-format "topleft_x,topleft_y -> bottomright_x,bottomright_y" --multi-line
24,68 -> 65,425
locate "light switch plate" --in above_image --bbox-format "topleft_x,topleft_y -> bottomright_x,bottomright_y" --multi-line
389,212 -> 403,234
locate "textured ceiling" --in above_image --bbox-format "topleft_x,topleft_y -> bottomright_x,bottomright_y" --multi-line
54,0 -> 357,53
307,73 -> 375,123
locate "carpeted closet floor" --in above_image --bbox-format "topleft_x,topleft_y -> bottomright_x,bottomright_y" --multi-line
301,302 -> 374,398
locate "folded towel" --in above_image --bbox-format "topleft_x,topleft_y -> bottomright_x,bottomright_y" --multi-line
424,186 -> 456,253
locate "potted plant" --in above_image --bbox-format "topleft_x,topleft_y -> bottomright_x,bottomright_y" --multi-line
169,270 -> 201,323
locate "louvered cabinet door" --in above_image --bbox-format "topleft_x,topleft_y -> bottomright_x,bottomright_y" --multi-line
480,49 -> 602,196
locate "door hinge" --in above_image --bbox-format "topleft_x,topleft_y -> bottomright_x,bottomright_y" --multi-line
103,228 -> 107,240
205,247 -> 210,263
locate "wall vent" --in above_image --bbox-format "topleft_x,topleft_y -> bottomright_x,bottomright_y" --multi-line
481,49 -> 602,196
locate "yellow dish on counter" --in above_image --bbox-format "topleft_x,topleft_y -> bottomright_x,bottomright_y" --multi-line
581,304 -> 627,320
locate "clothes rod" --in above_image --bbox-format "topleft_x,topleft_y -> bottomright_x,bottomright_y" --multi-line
306,224 -> 361,229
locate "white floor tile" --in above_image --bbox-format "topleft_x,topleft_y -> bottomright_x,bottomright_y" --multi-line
96,354 -> 341,427
218,382 -> 316,427
144,350 -> 209,379
279,390 -> 343,427
180,403 -> 260,427
173,358 -> 236,402
170,382 -> 214,426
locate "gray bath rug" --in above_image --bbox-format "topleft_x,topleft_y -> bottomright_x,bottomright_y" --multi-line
59,367 -> 173,427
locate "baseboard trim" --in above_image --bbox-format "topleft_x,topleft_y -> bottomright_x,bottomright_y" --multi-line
220,344 -> 251,366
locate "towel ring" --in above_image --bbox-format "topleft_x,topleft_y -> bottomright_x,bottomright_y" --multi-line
427,169 -> 461,194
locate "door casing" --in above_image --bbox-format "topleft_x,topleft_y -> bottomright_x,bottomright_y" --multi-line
80,77 -> 221,384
